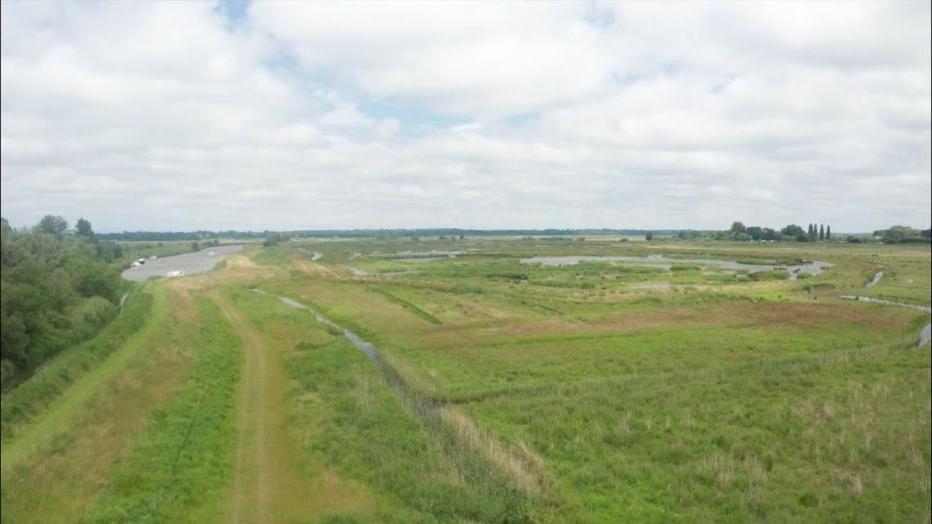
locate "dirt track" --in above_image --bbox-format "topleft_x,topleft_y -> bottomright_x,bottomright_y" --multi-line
213,292 -> 321,523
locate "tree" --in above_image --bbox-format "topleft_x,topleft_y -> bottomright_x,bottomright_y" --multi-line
826,226 -> 831,240
36,215 -> 68,237
781,224 -> 805,238
1,217 -> 123,388
76,218 -> 94,238
95,240 -> 123,262
1,218 -> 11,266
819,224 -> 825,241
746,226 -> 763,241
263,231 -> 288,247
880,225 -> 923,244
645,232 -> 654,241
730,222 -> 746,236
191,241 -> 201,251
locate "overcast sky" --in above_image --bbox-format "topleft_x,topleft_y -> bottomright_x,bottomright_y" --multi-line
1,1 -> 929,232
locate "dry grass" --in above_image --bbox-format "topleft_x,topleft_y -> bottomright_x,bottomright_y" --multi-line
438,406 -> 548,497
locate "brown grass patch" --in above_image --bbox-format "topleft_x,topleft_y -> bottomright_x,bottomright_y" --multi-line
438,406 -> 548,496
420,301 -> 915,349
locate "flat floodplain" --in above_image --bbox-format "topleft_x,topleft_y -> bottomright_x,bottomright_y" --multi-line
261,238 -> 931,521
2,237 -> 929,522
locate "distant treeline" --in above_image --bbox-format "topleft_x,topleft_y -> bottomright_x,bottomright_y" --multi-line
689,222 -> 838,242
1,216 -> 125,389
98,228 -> 686,241
93,225 -> 931,244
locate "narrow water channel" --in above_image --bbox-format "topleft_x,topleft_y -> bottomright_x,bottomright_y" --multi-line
840,295 -> 932,346
274,294 -> 438,412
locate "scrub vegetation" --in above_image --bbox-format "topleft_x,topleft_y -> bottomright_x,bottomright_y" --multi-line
1,235 -> 929,522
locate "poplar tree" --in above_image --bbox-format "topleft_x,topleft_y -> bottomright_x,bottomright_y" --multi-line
819,224 -> 825,241
826,226 -> 831,240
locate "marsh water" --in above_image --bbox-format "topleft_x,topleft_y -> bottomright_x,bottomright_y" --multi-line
840,295 -> 932,346
121,244 -> 243,282
274,293 -> 434,408
520,254 -> 830,280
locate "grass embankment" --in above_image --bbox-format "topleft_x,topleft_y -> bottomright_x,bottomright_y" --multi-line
85,296 -> 241,522
0,285 -> 189,522
1,286 -> 153,442
230,287 -> 539,522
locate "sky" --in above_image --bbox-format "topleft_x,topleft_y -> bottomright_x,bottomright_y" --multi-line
1,1 -> 930,232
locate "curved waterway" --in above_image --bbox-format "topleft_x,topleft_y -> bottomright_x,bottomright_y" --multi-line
520,254 -> 830,280
275,295 -> 415,397
840,295 -> 932,346
121,244 -> 243,282
866,271 -> 884,288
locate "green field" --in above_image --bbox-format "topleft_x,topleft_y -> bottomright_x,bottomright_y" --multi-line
1,237 -> 929,522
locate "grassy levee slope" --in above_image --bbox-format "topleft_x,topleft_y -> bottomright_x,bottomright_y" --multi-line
0,284 -> 192,522
0,285 -> 165,469
1,285 -> 154,442
85,296 -> 241,523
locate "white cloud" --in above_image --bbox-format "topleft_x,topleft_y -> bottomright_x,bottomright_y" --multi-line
1,0 -> 929,231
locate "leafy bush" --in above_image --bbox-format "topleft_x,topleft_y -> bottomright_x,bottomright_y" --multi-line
1,217 -> 125,389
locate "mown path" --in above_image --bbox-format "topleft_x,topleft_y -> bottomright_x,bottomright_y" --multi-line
212,291 -> 315,524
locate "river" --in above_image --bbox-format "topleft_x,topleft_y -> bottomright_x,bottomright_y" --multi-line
121,244 -> 243,282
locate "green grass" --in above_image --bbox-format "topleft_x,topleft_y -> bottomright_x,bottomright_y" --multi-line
368,286 -> 443,325
1,286 -> 166,470
288,334 -> 536,522
0,286 -> 206,523
4,237 -> 928,522
0,287 -> 153,442
465,339 -> 930,522
85,297 -> 241,523
231,286 -> 538,522
266,238 -> 931,521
